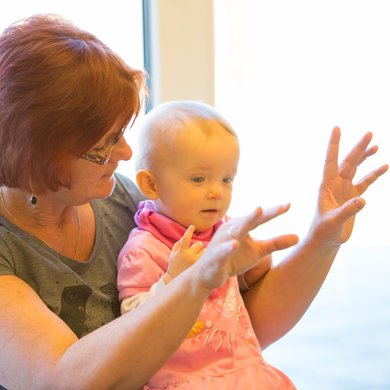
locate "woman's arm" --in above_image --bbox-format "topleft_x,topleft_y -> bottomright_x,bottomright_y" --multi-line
243,127 -> 388,349
0,204 -> 297,389
0,274 -> 209,389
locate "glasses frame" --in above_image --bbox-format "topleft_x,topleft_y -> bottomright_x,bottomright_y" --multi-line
80,132 -> 122,165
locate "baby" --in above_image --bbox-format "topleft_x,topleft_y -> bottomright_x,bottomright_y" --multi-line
117,101 -> 295,389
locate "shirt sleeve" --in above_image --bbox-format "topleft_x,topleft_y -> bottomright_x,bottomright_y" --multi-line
117,246 -> 166,301
0,238 -> 15,276
120,277 -> 166,314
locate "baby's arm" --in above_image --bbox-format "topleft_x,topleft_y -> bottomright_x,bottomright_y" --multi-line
117,242 -> 167,313
119,226 -> 204,314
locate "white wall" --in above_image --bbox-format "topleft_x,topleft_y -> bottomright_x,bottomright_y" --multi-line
0,0 -> 144,70
147,0 -> 215,106
214,0 -> 390,250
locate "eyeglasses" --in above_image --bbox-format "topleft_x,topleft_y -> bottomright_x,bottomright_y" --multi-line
80,131 -> 123,165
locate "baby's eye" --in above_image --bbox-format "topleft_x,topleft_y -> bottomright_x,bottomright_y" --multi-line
223,177 -> 233,184
191,177 -> 205,183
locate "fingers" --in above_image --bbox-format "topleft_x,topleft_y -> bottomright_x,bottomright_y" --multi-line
259,234 -> 299,254
230,204 -> 291,240
171,241 -> 180,252
361,144 -> 378,161
323,128 -> 387,192
203,239 -> 239,266
177,225 -> 196,250
339,132 -> 373,180
256,203 -> 291,225
172,225 -> 203,259
353,144 -> 379,171
189,241 -> 204,257
228,208 -> 264,239
355,164 -> 389,195
330,196 -> 366,224
323,126 -> 341,180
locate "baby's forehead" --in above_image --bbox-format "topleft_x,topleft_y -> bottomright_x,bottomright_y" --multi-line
165,122 -> 237,155
170,123 -> 238,156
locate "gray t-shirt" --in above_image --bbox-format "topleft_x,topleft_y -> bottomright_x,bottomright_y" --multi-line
0,173 -> 144,338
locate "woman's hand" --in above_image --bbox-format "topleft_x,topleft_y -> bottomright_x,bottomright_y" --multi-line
241,128 -> 388,348
310,127 -> 388,246
193,204 -> 299,290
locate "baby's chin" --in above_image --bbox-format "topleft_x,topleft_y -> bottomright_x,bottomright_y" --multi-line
192,221 -> 220,234
177,211 -> 225,233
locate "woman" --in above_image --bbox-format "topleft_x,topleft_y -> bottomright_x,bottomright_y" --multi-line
0,14 -> 387,389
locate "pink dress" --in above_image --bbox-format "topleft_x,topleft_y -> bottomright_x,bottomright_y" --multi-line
117,200 -> 296,389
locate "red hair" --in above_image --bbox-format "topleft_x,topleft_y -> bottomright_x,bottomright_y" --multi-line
0,14 -> 146,193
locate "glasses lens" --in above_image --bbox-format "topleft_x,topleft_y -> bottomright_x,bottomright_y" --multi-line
81,130 -> 123,165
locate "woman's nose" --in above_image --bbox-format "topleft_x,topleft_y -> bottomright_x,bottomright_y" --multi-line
112,135 -> 133,162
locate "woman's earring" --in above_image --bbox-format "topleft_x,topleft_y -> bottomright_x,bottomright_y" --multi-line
30,194 -> 37,206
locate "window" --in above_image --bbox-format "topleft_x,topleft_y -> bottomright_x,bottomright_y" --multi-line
214,1 -> 390,388
214,0 -> 389,248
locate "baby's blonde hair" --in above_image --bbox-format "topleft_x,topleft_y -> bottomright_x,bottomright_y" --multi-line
135,100 -> 236,171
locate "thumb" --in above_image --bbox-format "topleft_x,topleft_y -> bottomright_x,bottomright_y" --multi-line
334,197 -> 365,223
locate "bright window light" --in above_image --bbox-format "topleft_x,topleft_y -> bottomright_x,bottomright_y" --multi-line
214,1 -> 390,388
214,0 -> 389,249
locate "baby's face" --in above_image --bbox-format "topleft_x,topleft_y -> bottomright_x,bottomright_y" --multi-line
153,122 -> 239,232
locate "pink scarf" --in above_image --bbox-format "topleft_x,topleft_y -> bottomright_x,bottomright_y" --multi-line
134,200 -> 223,249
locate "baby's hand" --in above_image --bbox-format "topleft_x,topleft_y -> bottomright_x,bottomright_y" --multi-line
164,225 -> 204,283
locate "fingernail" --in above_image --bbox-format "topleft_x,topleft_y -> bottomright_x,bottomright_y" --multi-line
354,198 -> 365,209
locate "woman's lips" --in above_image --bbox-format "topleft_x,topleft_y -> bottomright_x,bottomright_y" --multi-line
103,165 -> 118,177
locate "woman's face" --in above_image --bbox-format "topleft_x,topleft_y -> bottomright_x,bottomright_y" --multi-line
54,124 -> 133,205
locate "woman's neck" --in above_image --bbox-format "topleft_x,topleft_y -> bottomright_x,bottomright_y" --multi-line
0,186 -> 84,260
0,186 -> 69,227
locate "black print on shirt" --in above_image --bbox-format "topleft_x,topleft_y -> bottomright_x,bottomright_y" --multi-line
100,282 -> 120,318
59,285 -> 92,338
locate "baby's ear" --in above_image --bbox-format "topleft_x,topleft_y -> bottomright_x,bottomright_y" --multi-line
136,169 -> 159,199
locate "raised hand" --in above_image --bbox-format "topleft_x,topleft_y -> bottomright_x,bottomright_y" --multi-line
310,127 -> 388,245
165,225 -> 205,283
193,205 -> 299,290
